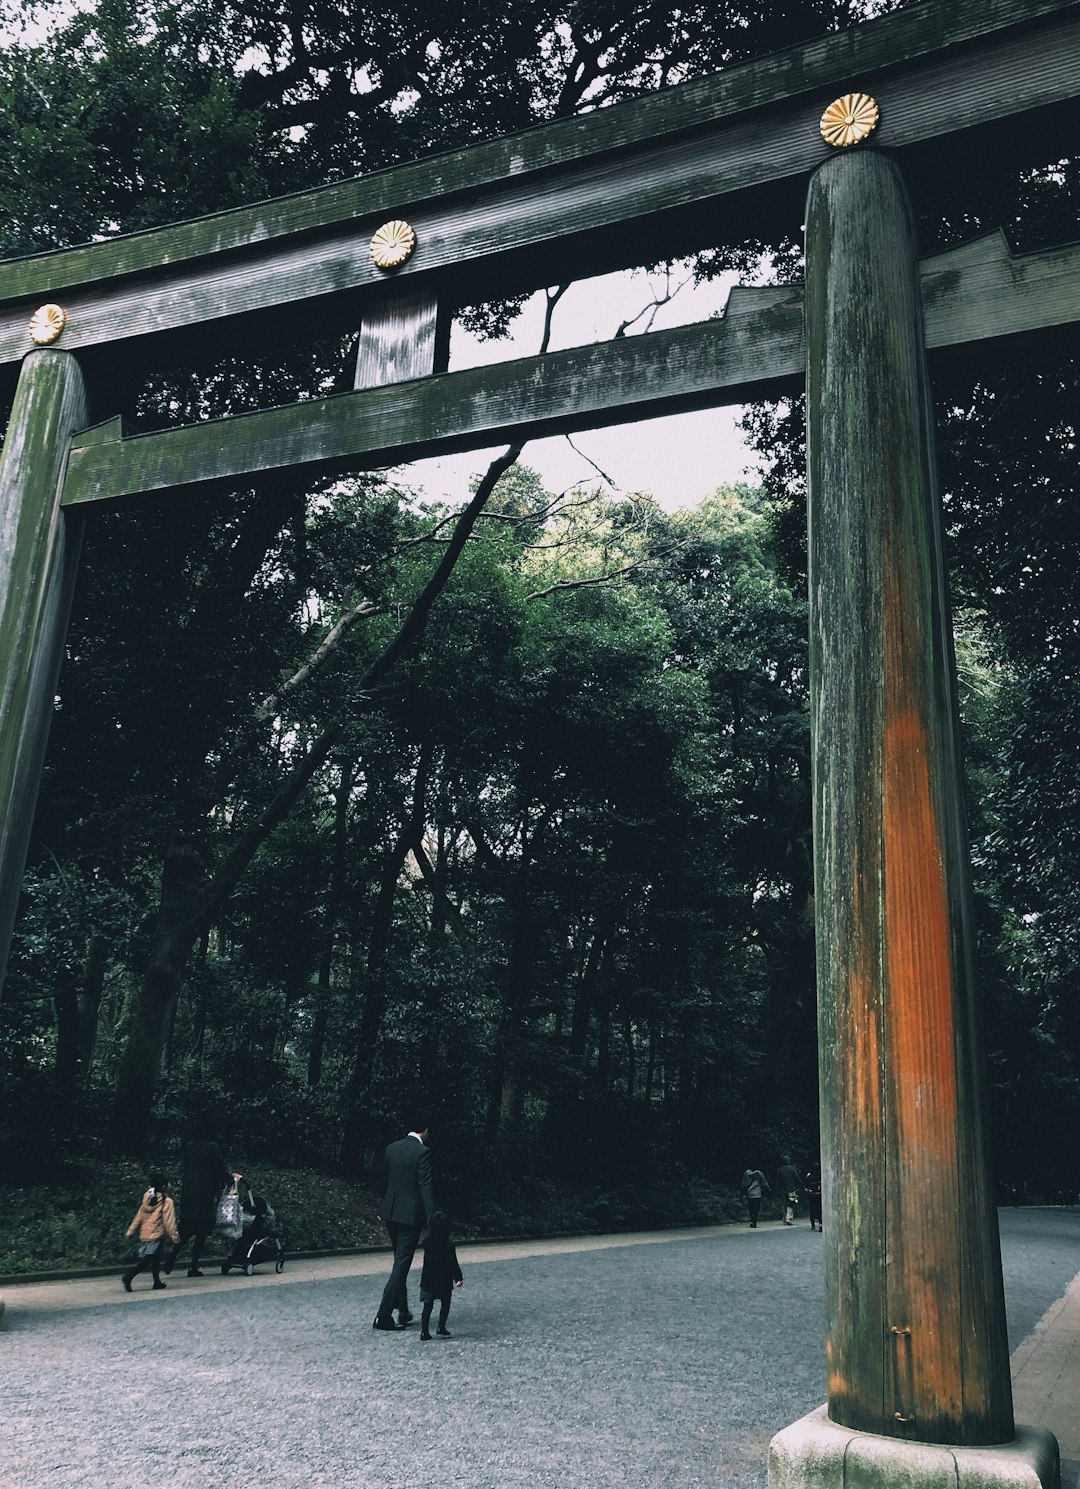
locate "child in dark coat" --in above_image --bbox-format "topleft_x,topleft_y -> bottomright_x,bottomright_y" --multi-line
418,1210 -> 463,1339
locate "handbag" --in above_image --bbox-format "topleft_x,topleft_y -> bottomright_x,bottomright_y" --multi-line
215,1183 -> 243,1240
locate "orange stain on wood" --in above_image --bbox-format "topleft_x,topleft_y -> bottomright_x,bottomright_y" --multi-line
882,562 -> 963,1426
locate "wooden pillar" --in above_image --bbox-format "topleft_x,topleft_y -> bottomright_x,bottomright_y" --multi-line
354,285 -> 449,390
805,150 -> 1013,1446
0,348 -> 88,996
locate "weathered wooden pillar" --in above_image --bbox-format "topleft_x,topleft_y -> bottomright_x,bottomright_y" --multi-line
805,150 -> 1012,1447
354,284 -> 448,390
0,347 -> 88,997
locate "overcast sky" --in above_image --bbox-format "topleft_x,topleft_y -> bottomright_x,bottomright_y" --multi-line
399,266 -> 760,514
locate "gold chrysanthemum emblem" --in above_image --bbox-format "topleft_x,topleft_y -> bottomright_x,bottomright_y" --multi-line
369,219 -> 417,270
819,93 -> 880,148
29,303 -> 68,345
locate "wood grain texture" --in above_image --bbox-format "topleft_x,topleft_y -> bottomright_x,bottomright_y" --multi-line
60,285 -> 805,507
354,286 -> 447,390
922,231 -> 1080,351
56,229 -> 1080,511
806,150 -> 1013,1446
0,2 -> 1077,374
2,0 -> 1073,304
0,350 -> 88,997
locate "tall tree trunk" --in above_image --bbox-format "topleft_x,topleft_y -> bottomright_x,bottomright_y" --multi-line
418,811 -> 448,1096
644,1019 -> 658,1104
113,834 -> 202,1147
490,818 -> 548,1139
569,924 -> 605,1066
309,758 -> 354,1087
339,746 -> 430,1168
76,935 -> 108,1082
53,967 -> 81,1096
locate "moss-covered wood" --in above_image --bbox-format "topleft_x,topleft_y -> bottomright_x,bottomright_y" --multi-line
56,229 -> 1080,513
920,232 -> 1080,355
806,150 -> 1013,1447
0,1 -> 1076,376
0,349 -> 88,996
61,287 -> 805,508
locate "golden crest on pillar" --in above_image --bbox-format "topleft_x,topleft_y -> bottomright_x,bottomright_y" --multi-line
369,220 -> 417,270
819,93 -> 880,148
29,303 -> 68,345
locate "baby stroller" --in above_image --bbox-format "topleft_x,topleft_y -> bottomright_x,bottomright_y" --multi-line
221,1186 -> 286,1276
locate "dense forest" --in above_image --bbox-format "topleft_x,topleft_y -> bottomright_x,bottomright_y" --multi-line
0,0 -> 1077,1223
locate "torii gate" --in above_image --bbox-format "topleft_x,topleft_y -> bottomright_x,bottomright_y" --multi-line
1,0 -> 1078,1481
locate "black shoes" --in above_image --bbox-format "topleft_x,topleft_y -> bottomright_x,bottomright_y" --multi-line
187,1269 -> 204,1277
436,1326 -> 451,1337
419,1330 -> 432,1340
121,1275 -> 133,1292
398,1312 -> 415,1327
372,1316 -> 401,1331
152,1281 -> 167,1290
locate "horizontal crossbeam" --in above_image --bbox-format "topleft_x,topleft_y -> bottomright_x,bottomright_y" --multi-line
0,0 -> 1078,378
59,234 -> 1080,511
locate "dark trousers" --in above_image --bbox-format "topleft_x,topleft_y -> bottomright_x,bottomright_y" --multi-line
123,1249 -> 162,1286
747,1197 -> 761,1226
421,1295 -> 451,1333
170,1218 -> 212,1272
378,1221 -> 420,1321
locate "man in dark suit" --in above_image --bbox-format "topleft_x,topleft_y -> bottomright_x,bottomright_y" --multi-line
373,1118 -> 435,1331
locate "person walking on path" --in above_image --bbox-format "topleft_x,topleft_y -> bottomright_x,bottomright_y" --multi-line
373,1117 -> 435,1331
122,1172 -> 179,1291
418,1210 -> 463,1339
805,1163 -> 823,1231
776,1155 -> 801,1227
740,1167 -> 770,1228
168,1120 -> 237,1278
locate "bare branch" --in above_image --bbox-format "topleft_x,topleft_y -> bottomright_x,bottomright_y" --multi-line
478,487 -> 602,527
392,508 -> 466,551
563,435 -> 619,489
540,283 -> 570,353
612,266 -> 693,339
525,556 -> 653,601
256,599 -> 382,720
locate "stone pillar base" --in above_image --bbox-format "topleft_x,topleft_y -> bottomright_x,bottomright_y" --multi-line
770,1406 -> 1060,1489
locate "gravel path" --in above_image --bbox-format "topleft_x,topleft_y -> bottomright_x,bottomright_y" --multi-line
1,1209 -> 1077,1489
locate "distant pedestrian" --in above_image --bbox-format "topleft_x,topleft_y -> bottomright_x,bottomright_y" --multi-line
168,1118 -> 238,1278
122,1171 -> 179,1291
805,1164 -> 822,1231
740,1167 -> 770,1228
373,1116 -> 435,1331
419,1210 -> 463,1339
776,1155 -> 801,1226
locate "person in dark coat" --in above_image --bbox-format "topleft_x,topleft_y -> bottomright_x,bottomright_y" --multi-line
776,1155 -> 802,1226
418,1210 -> 463,1339
167,1120 -> 236,1277
373,1118 -> 435,1331
805,1163 -> 823,1231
